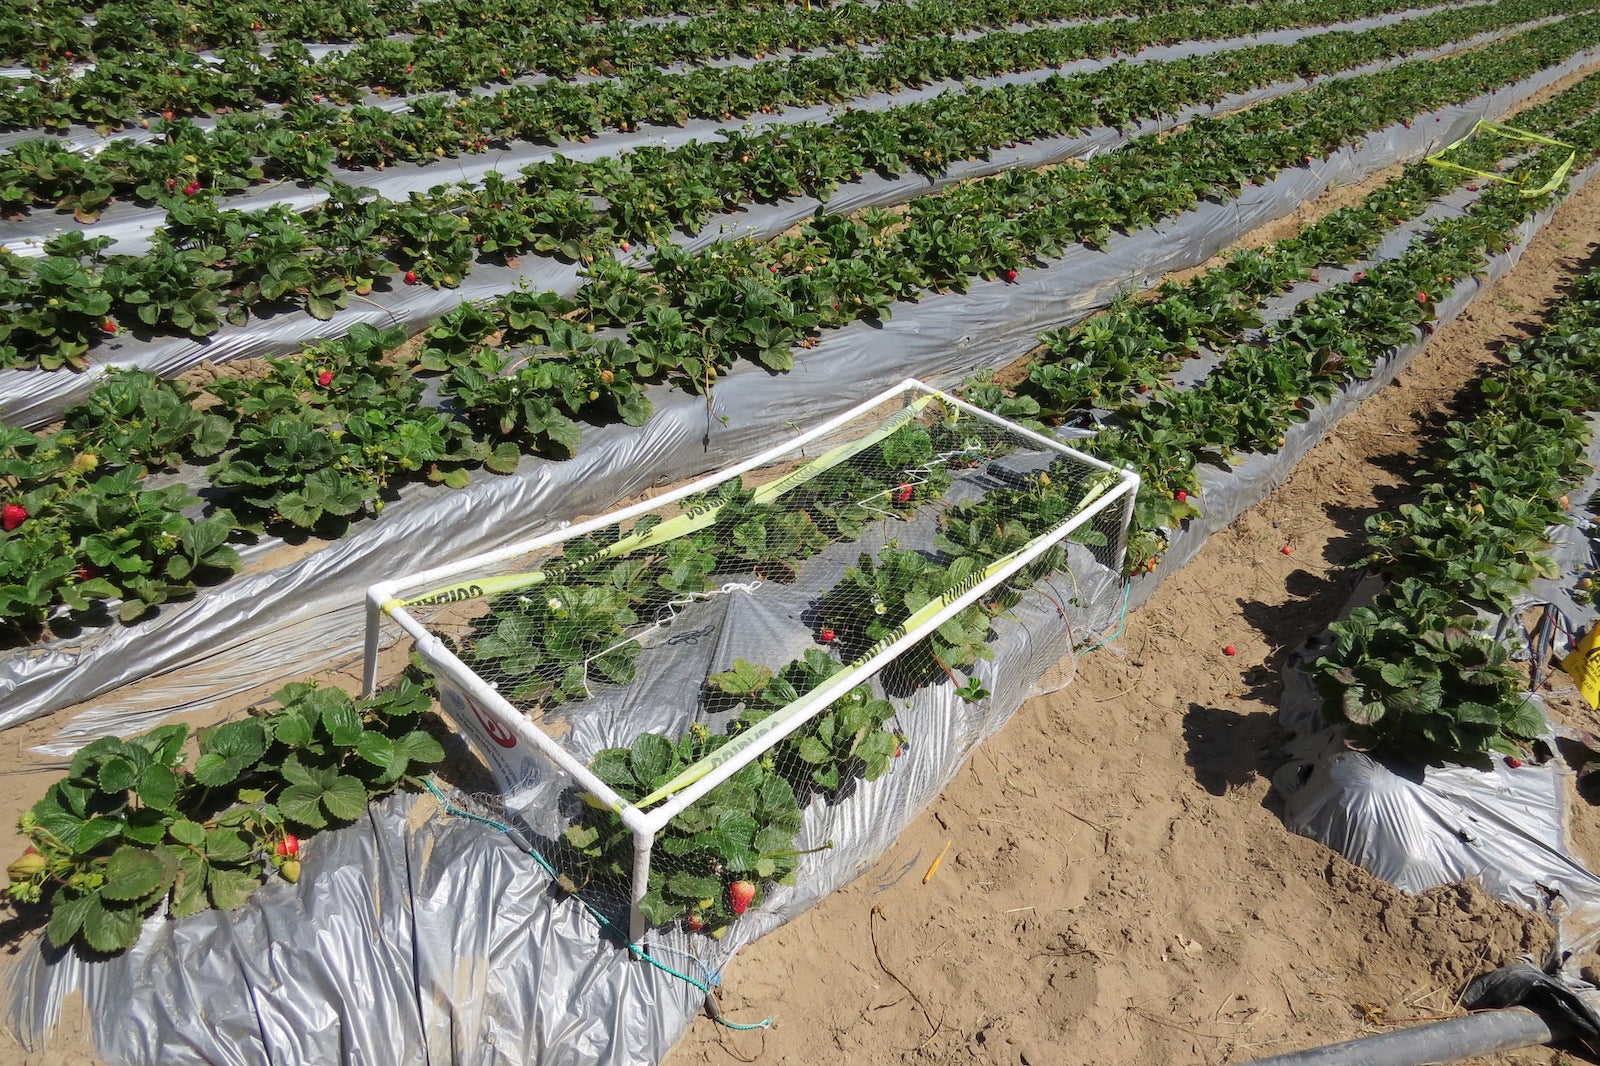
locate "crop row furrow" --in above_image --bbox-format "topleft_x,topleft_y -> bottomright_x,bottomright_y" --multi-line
3,24 -> 1598,644
996,97 -> 1600,427
0,0 -> 1472,136
1041,120 -> 1600,588
0,0 -> 1524,221
0,2 -> 1576,378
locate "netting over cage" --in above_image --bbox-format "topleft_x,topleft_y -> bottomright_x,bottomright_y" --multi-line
364,380 -> 1137,944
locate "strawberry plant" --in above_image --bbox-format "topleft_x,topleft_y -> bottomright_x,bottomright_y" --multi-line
60,371 -> 234,471
711,652 -> 902,795
1311,584 -> 1546,761
5,679 -> 444,954
466,584 -> 641,704
101,239 -> 230,338
817,547 -> 995,684
0,236 -> 114,371
560,727 -> 806,929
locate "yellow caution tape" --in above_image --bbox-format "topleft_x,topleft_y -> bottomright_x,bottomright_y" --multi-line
1424,119 -> 1577,198
632,471 -> 1121,809
392,395 -> 938,611
1563,624 -> 1600,711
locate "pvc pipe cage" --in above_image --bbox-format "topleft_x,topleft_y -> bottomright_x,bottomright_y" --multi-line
361,378 -> 1138,945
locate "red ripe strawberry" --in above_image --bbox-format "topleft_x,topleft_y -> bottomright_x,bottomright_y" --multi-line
1280,545 -> 1293,555
620,241 -> 631,253
316,370 -> 334,387
75,562 -> 98,582
686,912 -> 705,932
2,503 -> 26,532
275,834 -> 301,858
1466,184 -> 1480,192
894,483 -> 913,504
1223,645 -> 1237,657
1506,757 -> 1523,769
101,318 -> 117,334
1416,291 -> 1428,304
403,271 -> 419,285
182,180 -> 201,196
729,880 -> 756,916
1003,268 -> 1019,284
1175,490 -> 1187,502
820,627 -> 836,643
1302,154 -> 1313,165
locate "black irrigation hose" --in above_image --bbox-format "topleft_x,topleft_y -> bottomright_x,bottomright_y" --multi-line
1239,1008 -> 1562,1066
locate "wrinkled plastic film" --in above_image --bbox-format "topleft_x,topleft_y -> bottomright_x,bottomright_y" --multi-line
2,530 -> 1115,1066
1265,419 -> 1600,963
1273,666 -> 1600,961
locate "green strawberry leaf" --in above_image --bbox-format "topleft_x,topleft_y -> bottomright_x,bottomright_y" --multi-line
45,895 -> 93,950
168,818 -> 206,847
81,894 -> 145,954
136,763 -> 180,812
207,866 -> 260,911
393,730 -> 444,766
99,846 -> 167,902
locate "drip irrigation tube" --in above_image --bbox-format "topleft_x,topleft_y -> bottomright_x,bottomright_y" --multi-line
1238,1007 -> 1563,1066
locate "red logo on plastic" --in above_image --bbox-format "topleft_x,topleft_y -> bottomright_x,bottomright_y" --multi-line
471,701 -> 519,749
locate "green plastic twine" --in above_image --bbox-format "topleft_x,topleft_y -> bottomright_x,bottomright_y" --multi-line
421,778 -> 774,1032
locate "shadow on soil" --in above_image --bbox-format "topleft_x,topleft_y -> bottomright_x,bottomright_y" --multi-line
1182,703 -> 1286,805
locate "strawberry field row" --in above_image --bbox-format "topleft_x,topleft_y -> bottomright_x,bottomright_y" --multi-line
392,18 -> 1600,446
0,0 -> 1466,135
958,117 -> 1600,757
3,0 -> 848,69
2,0 -> 1537,225
3,675 -> 447,954
2,27 -> 1595,645
0,3 -> 1573,376
521,434 -> 1110,933
1307,274 -> 1600,761
4,0 -> 1258,73
0,403 -> 1100,953
986,72 -> 1600,443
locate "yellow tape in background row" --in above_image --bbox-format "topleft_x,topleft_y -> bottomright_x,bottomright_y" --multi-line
1424,119 -> 1577,198
631,469 -> 1123,809
1564,625 -> 1600,710
390,395 -> 938,611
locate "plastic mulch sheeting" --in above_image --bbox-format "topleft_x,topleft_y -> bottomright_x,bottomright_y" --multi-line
2,516 -> 1121,1065
12,52 -> 1598,751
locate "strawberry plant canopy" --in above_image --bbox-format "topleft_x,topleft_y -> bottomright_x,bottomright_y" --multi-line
369,379 -> 1136,941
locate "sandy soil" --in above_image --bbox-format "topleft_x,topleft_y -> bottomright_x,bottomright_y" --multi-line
663,147 -> 1600,1066
5,90 -> 1600,1066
